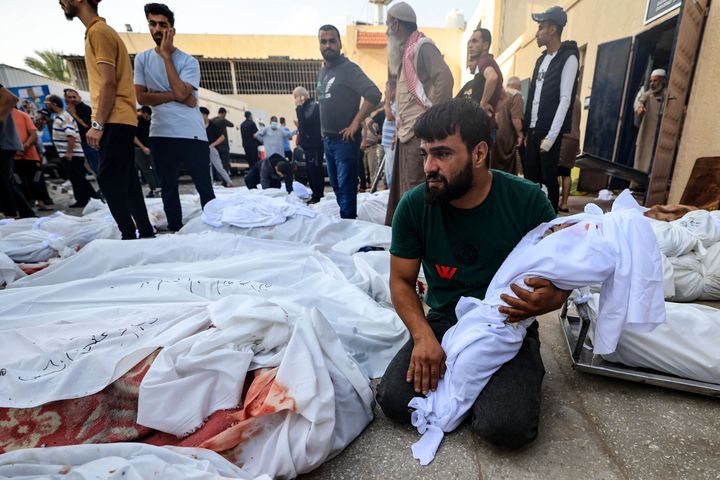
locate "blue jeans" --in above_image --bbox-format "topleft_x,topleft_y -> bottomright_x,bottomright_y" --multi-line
323,136 -> 360,219
82,142 -> 100,173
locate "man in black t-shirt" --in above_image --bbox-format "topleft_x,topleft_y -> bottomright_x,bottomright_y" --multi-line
64,88 -> 100,173
240,111 -> 260,170
201,107 -> 233,187
377,98 -> 566,451
133,106 -> 160,197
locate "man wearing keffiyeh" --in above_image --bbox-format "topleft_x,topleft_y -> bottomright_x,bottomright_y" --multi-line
384,2 -> 454,226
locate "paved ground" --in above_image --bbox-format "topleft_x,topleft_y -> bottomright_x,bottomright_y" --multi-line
32,175 -> 720,480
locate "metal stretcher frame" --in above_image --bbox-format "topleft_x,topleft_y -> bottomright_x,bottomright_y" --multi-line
558,299 -> 720,398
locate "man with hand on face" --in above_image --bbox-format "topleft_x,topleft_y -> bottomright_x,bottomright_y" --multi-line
316,24 -> 381,219
58,0 -> 154,239
134,2 -> 215,232
377,98 -> 565,450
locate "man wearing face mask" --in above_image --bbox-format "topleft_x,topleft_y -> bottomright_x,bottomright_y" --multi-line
133,2 -> 215,232
383,2 -> 454,226
254,115 -> 295,161
633,69 -> 666,180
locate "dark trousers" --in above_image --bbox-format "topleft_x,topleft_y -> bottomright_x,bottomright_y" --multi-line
97,124 -> 154,239
134,147 -> 160,190
244,144 -> 259,169
377,316 -> 545,450
61,156 -> 97,206
524,129 -> 561,213
218,149 -> 231,173
304,147 -> 325,201
151,137 -> 215,231
14,159 -> 52,205
0,150 -> 35,218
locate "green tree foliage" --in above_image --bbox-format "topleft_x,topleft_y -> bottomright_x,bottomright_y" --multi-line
24,50 -> 70,82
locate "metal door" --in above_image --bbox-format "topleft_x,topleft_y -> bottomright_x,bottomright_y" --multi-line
583,37 -> 633,161
646,0 -> 710,206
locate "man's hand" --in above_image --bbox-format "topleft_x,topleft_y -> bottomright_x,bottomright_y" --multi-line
635,105 -> 646,117
159,28 -> 176,59
340,119 -> 360,142
480,101 -> 494,117
142,146 -> 151,155
540,138 -> 553,153
516,133 -> 524,147
499,277 -> 570,323
66,102 -> 76,116
87,128 -> 104,150
407,334 -> 446,395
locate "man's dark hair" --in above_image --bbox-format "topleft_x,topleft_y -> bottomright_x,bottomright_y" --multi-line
397,20 -> 418,33
475,28 -> 492,49
554,23 -> 564,37
275,160 -> 292,177
63,88 -> 79,95
140,105 -> 152,115
199,106 -> 210,115
88,0 -> 100,13
270,115 -> 278,122
414,98 -> 493,155
318,24 -> 341,43
244,111 -> 252,119
46,94 -> 64,108
144,3 -> 175,26
218,107 -> 227,114
279,117 -> 286,124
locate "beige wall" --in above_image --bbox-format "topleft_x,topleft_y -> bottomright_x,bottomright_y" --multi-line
472,0 -> 717,200
667,2 -> 720,203
119,32 -> 321,59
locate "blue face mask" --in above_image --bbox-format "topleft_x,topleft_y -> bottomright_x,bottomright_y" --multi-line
270,121 -> 278,128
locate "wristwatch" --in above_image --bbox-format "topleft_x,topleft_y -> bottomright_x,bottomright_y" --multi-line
91,121 -> 104,131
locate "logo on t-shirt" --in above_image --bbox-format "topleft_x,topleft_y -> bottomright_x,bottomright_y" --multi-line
435,264 -> 457,280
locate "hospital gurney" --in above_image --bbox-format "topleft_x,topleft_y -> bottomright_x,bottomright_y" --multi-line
559,298 -> 720,398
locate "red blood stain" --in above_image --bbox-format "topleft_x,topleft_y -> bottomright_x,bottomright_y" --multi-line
197,367 -> 295,452
585,223 -> 590,231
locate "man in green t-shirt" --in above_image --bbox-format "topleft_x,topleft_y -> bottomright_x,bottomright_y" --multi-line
377,98 -> 567,450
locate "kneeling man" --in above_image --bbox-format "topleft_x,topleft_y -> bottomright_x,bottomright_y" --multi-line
377,98 -> 567,449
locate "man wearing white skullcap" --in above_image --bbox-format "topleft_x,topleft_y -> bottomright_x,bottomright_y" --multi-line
633,68 -> 666,181
384,1 -> 454,225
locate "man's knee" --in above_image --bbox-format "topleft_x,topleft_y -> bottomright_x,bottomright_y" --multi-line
471,412 -> 539,450
375,379 -> 412,424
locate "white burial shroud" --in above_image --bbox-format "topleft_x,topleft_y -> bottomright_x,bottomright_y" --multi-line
408,190 -> 667,465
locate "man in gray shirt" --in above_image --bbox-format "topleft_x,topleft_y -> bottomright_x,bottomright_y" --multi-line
317,24 -> 381,219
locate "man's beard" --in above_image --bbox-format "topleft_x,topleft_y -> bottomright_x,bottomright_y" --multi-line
321,49 -> 340,63
152,34 -> 163,46
424,160 -> 474,206
387,33 -> 403,75
63,2 -> 79,20
651,83 -> 664,93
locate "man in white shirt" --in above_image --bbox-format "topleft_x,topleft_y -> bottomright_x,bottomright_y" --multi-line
134,3 -> 215,232
522,5 -> 579,213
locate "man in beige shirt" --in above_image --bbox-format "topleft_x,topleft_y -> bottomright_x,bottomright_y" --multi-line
633,69 -> 666,177
59,0 -> 153,240
384,2 -> 454,226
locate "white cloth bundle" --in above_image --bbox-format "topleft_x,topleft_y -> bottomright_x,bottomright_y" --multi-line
672,209 -> 720,248
138,296 -> 374,479
0,443 -> 269,480
201,194 -> 315,228
313,190 -> 390,225
82,195 -> 202,231
650,219 -> 703,257
701,243 -> 720,300
667,253 -> 705,302
0,252 -> 25,287
585,293 -> 720,385
408,190 -> 666,465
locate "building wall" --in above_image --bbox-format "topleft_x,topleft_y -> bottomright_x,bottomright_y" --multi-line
119,32 -> 322,60
667,2 -> 720,204
471,0 -> 716,200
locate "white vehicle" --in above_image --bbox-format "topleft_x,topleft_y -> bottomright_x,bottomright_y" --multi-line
198,87 -> 249,159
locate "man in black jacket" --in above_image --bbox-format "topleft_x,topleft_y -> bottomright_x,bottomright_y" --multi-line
523,5 -> 578,213
293,86 -> 324,203
240,111 -> 260,169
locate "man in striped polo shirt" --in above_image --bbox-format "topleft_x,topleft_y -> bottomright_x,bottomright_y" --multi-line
44,94 -> 99,208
